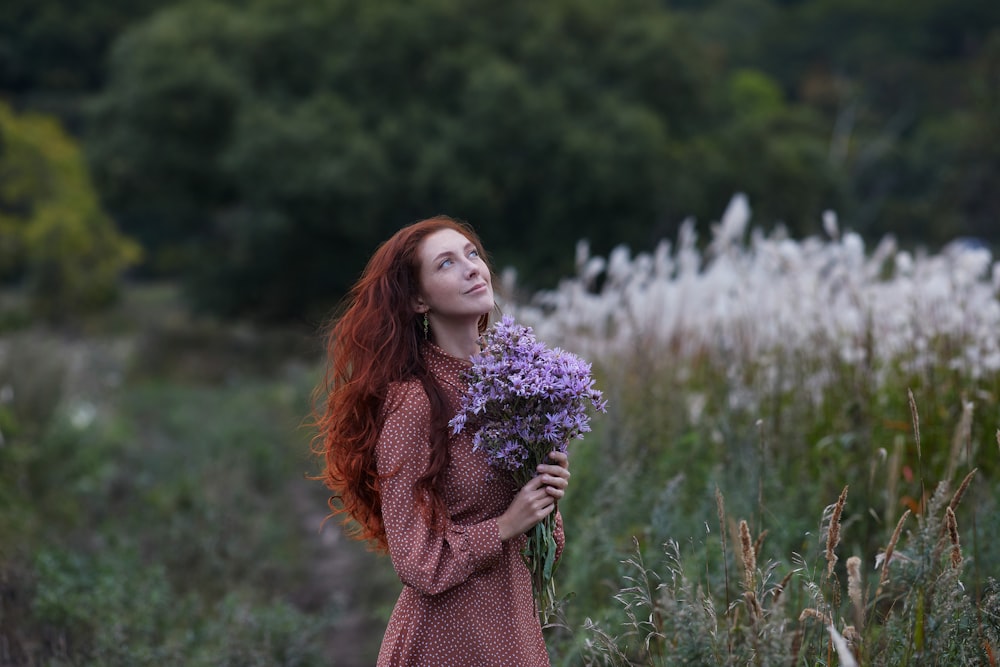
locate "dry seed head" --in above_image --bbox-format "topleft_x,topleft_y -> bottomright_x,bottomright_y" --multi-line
790,628 -> 803,665
949,468 -> 977,513
772,569 -> 795,608
833,625 -> 860,667
908,389 -> 920,450
877,509 -> 911,597
744,590 -> 762,622
946,506 -> 962,569
826,485 -> 848,580
739,519 -> 756,591
843,625 -> 861,653
753,529 -> 768,561
844,625 -> 861,656
799,608 -> 829,624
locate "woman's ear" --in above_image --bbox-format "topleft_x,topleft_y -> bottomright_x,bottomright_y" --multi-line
412,297 -> 429,314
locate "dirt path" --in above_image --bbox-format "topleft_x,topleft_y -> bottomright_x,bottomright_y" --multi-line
293,481 -> 394,666
317,524 -> 370,665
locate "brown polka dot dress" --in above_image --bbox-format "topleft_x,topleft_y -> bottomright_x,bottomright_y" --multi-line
375,342 -> 565,666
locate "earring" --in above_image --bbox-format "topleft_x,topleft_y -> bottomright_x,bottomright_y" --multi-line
422,313 -> 429,339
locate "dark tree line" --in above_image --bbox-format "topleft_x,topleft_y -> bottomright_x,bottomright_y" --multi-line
2,0 -> 998,321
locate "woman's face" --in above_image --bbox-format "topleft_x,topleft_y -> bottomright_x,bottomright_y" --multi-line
414,228 -> 494,322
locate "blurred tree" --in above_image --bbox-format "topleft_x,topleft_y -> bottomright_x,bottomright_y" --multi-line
0,102 -> 140,321
889,27 -> 1000,247
720,0 -> 1000,246
5,0 -> 999,321
88,0 -> 841,319
680,69 -> 843,232
0,0 -> 172,126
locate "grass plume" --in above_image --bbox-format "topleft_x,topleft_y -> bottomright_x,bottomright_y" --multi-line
826,485 -> 848,581
946,507 -> 962,569
739,519 -> 755,592
949,468 -> 978,513
876,509 -> 910,600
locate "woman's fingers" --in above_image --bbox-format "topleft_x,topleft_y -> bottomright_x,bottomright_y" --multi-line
539,450 -> 569,474
536,450 -> 570,498
544,485 -> 565,500
545,450 -> 570,469
537,472 -> 567,491
499,453 -> 574,541
538,451 -> 570,479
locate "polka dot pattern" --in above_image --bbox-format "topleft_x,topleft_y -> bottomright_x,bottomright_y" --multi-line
375,342 -> 564,666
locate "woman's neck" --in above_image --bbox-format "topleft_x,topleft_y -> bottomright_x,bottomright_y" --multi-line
428,321 -> 481,360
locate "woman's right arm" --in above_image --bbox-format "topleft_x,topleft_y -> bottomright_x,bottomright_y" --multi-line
377,383 -> 504,596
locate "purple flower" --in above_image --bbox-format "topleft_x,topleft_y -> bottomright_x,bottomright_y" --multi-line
446,316 -> 608,624
449,315 -> 607,484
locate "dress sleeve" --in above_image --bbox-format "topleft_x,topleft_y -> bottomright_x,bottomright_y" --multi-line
377,382 -> 504,596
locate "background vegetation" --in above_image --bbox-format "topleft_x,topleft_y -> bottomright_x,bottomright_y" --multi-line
515,213 -> 1000,664
1,0 -> 999,664
3,0 -> 1000,319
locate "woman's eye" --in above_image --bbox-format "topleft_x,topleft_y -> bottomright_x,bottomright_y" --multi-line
439,258 -> 453,268
469,249 -> 479,258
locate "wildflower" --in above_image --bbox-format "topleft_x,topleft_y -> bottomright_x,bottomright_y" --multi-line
450,315 -> 607,620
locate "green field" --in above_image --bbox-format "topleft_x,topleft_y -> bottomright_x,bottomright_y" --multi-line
2,240 -> 999,666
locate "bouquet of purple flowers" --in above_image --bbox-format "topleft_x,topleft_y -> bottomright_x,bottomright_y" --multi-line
450,315 -> 607,622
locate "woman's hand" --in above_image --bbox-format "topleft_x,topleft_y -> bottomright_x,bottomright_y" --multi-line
496,450 -> 571,542
538,449 -> 570,500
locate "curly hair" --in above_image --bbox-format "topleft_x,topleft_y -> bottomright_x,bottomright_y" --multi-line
311,216 -> 494,551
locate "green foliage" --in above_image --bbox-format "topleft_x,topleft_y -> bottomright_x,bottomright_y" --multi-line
86,0 -> 838,319
26,548 -> 327,666
734,0 -> 1000,244
0,325 -> 333,664
0,102 -> 140,322
547,328 -> 1000,663
5,0 -> 1000,321
573,477 -> 1000,666
3,278 -> 999,663
0,0 -> 173,96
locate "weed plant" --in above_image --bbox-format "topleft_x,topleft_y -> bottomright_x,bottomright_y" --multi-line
511,199 -> 1000,663
563,463 -> 1000,665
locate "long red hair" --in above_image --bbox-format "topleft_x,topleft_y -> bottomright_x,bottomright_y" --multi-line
312,216 -> 493,551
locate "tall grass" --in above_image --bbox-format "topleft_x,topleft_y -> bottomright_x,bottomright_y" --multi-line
508,196 -> 1000,663
569,462 -> 1000,665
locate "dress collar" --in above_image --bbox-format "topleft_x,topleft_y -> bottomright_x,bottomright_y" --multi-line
422,341 -> 473,377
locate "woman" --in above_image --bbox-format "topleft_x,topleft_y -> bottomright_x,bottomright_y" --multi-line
313,216 -> 570,665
